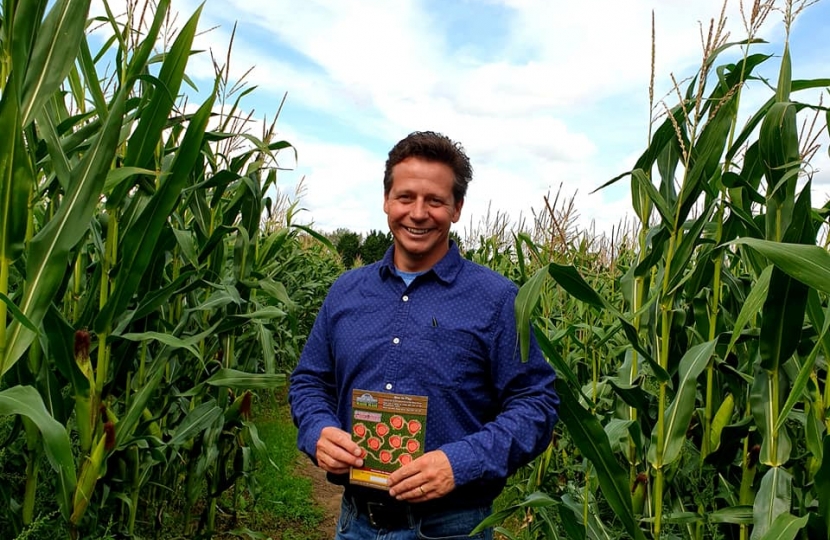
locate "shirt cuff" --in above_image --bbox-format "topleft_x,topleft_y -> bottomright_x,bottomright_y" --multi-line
440,439 -> 482,487
298,417 -> 339,461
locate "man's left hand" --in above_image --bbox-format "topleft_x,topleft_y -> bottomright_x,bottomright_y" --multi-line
387,450 -> 455,502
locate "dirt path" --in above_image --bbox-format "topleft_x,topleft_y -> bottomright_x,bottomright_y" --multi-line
295,455 -> 344,534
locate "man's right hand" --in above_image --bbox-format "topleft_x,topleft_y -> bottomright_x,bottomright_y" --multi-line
315,426 -> 364,474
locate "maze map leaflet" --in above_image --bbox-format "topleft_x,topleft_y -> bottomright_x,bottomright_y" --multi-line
349,389 -> 428,490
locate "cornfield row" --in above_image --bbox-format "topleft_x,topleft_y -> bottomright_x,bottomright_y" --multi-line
487,1 -> 830,538
0,0 -> 339,537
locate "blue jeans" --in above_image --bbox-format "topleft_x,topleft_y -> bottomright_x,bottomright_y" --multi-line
335,496 -> 494,539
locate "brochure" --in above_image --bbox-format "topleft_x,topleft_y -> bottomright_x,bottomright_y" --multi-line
348,389 -> 428,490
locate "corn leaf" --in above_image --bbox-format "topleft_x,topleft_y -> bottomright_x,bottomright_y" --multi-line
775,307 -> 830,431
103,166 -> 162,193
632,168 -> 674,229
751,367 -> 793,467
648,340 -> 716,467
676,97 -> 735,226
555,381 -> 647,540
533,325 -> 580,389
515,265 -> 548,362
167,401 -> 223,447
117,331 -> 202,360
42,305 -> 89,395
77,37 -> 108,114
0,385 -> 77,520
726,265 -> 772,357
472,492 -> 558,533
0,84 -> 32,267
0,292 -> 36,332
97,84 -> 215,332
204,368 -> 286,390
752,467 -> 793,540
2,89 -> 126,377
760,186 -> 813,372
731,239 -> 830,295
20,0 -> 91,125
114,364 -> 164,449
121,4 -> 201,173
708,506 -> 753,524
256,322 -> 276,374
124,0 -> 171,82
8,0 -> 48,94
759,514 -> 808,540
36,96 -> 73,188
760,102 -> 800,241
667,203 -> 716,294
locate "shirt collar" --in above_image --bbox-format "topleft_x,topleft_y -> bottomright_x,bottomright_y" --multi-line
378,241 -> 463,285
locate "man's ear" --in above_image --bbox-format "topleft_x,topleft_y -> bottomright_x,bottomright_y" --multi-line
451,198 -> 464,223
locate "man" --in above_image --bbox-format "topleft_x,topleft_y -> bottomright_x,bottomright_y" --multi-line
289,131 -> 559,539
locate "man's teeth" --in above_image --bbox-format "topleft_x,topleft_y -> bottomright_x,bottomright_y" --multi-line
406,227 -> 430,234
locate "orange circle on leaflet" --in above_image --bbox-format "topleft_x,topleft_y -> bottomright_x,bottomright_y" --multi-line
398,453 -> 412,465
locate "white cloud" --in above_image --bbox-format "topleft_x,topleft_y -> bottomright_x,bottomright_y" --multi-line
87,0 -> 830,240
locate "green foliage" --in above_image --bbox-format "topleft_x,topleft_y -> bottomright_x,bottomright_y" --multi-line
498,5 -> 830,540
0,2 -> 343,538
360,229 -> 393,263
336,230 -> 362,268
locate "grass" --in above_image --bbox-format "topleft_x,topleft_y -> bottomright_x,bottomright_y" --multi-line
245,391 -> 328,540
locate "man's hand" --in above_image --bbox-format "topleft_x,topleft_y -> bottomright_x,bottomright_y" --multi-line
315,426 -> 364,474
387,450 -> 455,502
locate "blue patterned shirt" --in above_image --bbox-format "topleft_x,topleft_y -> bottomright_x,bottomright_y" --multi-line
289,243 -> 559,506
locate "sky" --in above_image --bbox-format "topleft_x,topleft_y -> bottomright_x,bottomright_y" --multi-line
91,0 -> 830,240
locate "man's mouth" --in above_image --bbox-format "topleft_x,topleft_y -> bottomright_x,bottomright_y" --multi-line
404,226 -> 431,235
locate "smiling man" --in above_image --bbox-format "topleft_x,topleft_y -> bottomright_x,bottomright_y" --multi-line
289,131 -> 559,539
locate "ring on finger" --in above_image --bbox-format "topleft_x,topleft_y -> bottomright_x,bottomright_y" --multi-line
419,485 -> 426,496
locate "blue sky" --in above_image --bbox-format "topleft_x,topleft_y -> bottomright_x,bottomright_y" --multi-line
92,0 -> 830,238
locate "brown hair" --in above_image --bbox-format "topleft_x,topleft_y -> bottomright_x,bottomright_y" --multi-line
383,131 -> 473,203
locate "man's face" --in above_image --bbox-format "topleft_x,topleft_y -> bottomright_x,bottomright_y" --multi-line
383,157 -> 463,273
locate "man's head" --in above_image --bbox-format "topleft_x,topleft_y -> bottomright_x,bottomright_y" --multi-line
383,131 -> 473,204
382,132 -> 471,272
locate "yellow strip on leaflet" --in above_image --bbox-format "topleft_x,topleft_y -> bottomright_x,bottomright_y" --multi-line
350,468 -> 390,488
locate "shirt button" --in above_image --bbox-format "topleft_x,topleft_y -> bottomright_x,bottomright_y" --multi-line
385,383 -> 393,390
392,337 -> 400,344
402,295 -> 409,302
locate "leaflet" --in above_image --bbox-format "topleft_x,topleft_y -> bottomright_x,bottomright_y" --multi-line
348,389 -> 428,490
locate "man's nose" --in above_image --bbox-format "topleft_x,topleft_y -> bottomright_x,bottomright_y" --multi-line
410,199 -> 428,220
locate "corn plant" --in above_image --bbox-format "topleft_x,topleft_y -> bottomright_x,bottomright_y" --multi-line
501,2 -> 830,539
0,1 -> 337,537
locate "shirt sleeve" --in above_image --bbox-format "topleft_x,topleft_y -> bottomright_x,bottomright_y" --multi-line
288,297 -> 341,461
439,287 -> 560,487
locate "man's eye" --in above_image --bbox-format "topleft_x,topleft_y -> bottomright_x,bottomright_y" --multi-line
429,199 -> 444,207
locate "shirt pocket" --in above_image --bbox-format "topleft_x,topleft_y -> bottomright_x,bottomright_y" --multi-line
414,327 -> 478,390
